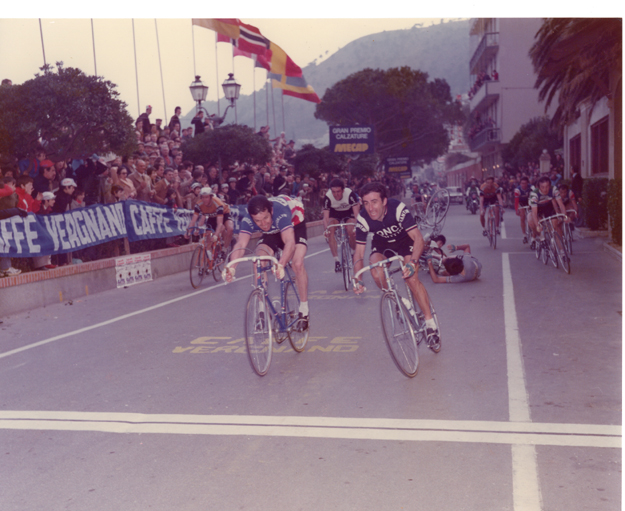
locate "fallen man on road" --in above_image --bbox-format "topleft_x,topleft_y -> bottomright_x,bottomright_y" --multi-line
426,244 -> 482,283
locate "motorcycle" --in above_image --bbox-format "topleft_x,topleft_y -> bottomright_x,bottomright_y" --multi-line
467,192 -> 479,215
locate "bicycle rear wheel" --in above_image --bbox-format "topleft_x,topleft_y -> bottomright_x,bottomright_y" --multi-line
212,239 -> 225,282
564,223 -> 573,255
285,280 -> 308,353
244,289 -> 273,376
548,232 -> 559,268
380,292 -> 418,377
491,215 -> 497,249
189,246 -> 207,289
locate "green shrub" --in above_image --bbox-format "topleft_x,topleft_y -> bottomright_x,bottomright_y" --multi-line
607,179 -> 622,245
582,178 -> 609,230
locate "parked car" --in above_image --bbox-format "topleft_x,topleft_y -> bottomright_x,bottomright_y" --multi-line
446,186 -> 463,204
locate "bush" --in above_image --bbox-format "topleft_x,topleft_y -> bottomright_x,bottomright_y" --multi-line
607,179 -> 622,245
582,178 -> 609,230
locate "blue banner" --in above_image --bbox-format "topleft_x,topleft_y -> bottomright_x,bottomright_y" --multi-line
123,201 -> 193,242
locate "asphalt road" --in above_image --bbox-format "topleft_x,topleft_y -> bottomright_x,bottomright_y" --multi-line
0,203 -> 621,511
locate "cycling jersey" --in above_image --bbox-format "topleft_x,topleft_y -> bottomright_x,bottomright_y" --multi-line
446,255 -> 482,283
529,186 -> 559,218
559,189 -> 575,207
356,198 -> 417,246
239,195 -> 305,236
323,188 -> 359,219
514,185 -> 532,209
480,182 -> 502,205
194,196 -> 230,217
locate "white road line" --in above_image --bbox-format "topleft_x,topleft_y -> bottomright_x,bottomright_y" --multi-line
0,248 -> 330,360
503,253 -> 542,510
0,411 -> 619,448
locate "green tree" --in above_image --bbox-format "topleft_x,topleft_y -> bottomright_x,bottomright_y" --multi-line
530,18 -> 622,128
502,117 -> 562,170
292,144 -> 343,178
182,124 -> 273,169
314,67 -> 464,165
0,62 -> 135,161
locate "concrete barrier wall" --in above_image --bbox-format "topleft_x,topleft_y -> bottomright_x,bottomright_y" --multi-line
0,220 -> 325,318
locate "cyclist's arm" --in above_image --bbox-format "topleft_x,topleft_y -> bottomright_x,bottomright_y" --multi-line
225,232 -> 251,276
214,214 -> 225,238
427,260 -> 447,283
407,226 -> 425,261
352,243 -> 366,292
555,198 -> 569,220
351,203 -> 361,218
185,212 -> 200,237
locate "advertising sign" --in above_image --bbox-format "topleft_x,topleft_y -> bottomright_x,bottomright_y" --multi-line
385,156 -> 412,178
329,126 -> 374,154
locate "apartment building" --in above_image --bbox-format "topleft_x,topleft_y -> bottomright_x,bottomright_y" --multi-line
468,18 -> 551,177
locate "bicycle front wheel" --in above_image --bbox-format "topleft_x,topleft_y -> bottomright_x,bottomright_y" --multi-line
212,240 -> 225,282
380,292 -> 418,378
549,233 -> 559,269
189,246 -> 207,289
564,223 -> 573,255
428,302 -> 442,353
554,232 -> 571,274
341,242 -> 352,291
244,289 -> 273,376
285,280 -> 308,353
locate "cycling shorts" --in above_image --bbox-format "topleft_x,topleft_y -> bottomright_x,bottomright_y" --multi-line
537,202 -> 556,220
370,234 -> 413,258
483,197 -> 499,208
329,209 -> 355,221
257,222 -> 308,252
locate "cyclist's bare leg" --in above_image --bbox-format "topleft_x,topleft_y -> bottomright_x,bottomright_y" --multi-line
327,217 -> 339,257
291,243 -> 308,303
346,217 -> 357,250
223,220 -> 234,251
480,210 -> 486,229
254,243 -> 274,285
519,209 -> 527,235
402,254 -> 433,321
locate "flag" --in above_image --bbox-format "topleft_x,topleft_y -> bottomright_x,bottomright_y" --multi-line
195,18 -> 270,58
217,33 -> 271,70
268,41 -> 302,78
271,74 -> 321,104
192,18 -> 239,39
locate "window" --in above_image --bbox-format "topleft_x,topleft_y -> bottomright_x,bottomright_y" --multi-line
569,134 -> 581,173
591,116 -> 609,175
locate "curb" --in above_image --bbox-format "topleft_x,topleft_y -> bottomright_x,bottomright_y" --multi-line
603,242 -> 622,261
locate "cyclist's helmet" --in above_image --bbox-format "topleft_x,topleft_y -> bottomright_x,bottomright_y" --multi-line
199,187 -> 213,197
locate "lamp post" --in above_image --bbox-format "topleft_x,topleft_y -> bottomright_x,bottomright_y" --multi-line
189,73 -> 241,128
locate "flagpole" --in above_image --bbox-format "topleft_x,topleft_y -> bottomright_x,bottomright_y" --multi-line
271,84 -> 277,140
192,22 -> 196,77
91,19 -> 97,76
215,32 -> 220,117
132,19 -> 140,117
232,50 -> 237,124
155,19 -> 167,121
253,67 -> 257,132
266,77 -> 270,128
38,19 -> 47,67
281,92 -> 286,135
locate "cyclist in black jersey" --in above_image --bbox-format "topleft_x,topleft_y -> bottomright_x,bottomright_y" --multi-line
322,178 -> 360,272
352,182 -> 440,344
528,176 -> 568,240
514,177 -> 533,244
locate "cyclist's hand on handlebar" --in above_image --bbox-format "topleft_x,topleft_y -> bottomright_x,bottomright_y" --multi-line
353,279 -> 366,295
223,267 -> 235,283
402,261 -> 416,279
274,263 -> 285,280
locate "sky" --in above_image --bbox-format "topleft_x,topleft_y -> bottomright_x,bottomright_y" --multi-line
1,5 -> 619,129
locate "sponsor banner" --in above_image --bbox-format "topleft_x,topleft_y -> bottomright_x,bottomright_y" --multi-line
116,253 -> 152,288
0,200 -> 195,258
329,126 -> 374,154
385,156 -> 412,178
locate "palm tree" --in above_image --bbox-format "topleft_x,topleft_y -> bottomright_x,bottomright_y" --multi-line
530,18 -> 622,127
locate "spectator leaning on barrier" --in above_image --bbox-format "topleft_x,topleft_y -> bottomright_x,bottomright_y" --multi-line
15,175 -> 41,213
0,176 -> 24,276
129,159 -> 155,202
53,178 -> 77,213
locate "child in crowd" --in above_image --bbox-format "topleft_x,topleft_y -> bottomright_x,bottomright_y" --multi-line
71,187 -> 86,210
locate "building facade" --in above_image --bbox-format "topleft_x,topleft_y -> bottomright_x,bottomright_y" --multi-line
467,18 -> 551,178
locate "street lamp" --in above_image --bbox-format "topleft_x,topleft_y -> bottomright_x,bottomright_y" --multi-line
188,73 -> 241,127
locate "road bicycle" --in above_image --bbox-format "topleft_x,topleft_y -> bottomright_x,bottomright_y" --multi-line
424,188 -> 450,235
535,214 -> 571,274
225,254 -> 308,376
188,226 -> 226,288
354,254 -> 441,378
519,206 -> 533,247
485,203 -> 501,249
326,222 -> 356,291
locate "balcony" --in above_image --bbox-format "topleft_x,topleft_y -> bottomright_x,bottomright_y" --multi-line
470,32 -> 499,74
469,79 -> 501,114
469,128 -> 501,152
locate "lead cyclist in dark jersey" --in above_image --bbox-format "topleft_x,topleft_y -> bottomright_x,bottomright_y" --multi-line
352,182 -> 440,344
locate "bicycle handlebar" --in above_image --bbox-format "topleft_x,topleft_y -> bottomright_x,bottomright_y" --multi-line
354,255 -> 404,280
539,213 -> 567,224
326,222 -> 355,229
225,255 -> 279,269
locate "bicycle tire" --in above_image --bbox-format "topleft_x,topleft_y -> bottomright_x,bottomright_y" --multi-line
212,240 -> 225,282
341,241 -> 352,291
244,289 -> 273,376
285,280 -> 308,352
492,215 -> 497,249
189,246 -> 207,289
564,223 -> 573,255
541,238 -> 549,265
428,302 -> 442,353
549,233 -> 559,269
380,292 -> 418,378
554,231 -> 571,274
487,216 -> 494,247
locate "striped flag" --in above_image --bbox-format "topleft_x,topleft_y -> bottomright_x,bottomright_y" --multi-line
270,73 -> 321,104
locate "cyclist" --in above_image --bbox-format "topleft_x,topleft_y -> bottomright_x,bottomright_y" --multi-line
185,187 -> 234,252
425,243 -> 482,284
514,176 -> 533,245
225,194 -> 310,331
479,176 -> 504,236
352,182 -> 439,344
322,178 -> 360,272
557,183 -> 579,225
528,176 -> 569,241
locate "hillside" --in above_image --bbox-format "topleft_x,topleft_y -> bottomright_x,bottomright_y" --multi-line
199,19 -> 471,147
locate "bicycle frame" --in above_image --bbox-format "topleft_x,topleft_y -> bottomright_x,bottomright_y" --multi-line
327,222 -> 355,290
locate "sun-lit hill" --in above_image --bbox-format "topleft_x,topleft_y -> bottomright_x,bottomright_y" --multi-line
200,19 -> 471,147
